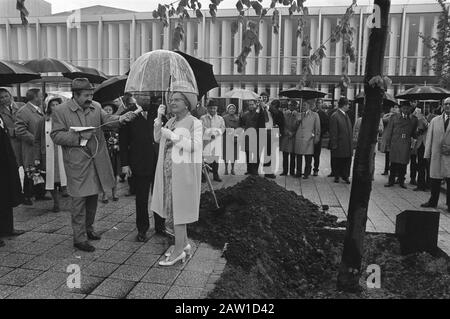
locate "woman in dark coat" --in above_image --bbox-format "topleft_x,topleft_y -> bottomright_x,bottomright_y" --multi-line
0,114 -> 24,246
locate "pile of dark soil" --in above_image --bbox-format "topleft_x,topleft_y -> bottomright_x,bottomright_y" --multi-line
189,176 -> 450,298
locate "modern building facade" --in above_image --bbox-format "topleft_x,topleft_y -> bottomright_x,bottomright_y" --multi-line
0,2 -> 442,100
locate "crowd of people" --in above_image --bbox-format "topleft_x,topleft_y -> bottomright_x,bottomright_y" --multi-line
1,79 -> 450,267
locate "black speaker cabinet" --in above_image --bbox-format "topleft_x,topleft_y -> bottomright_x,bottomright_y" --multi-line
395,210 -> 440,255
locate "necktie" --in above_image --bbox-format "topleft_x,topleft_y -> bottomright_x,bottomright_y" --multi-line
445,116 -> 449,131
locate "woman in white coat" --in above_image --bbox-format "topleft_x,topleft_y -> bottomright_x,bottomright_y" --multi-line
34,97 -> 68,212
151,88 -> 203,266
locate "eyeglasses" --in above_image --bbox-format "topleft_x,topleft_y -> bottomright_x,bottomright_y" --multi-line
169,98 -> 185,104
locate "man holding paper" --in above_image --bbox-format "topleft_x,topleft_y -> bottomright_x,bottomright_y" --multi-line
51,78 -> 137,252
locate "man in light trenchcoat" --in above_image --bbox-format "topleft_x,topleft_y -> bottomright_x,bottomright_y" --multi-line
384,102 -> 418,189
421,97 -> 450,211
294,99 -> 321,179
15,89 -> 47,205
51,78 -> 137,252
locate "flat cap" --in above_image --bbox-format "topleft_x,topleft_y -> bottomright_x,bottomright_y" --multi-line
71,78 -> 94,91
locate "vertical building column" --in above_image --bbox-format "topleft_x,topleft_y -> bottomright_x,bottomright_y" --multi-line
26,25 -> 36,60
399,8 -> 407,75
356,9 -> 363,75
163,19 -> 170,50
46,25 -> 57,58
209,20 -> 220,97
119,23 -> 130,74
415,16 -> 425,76
98,18 -> 103,70
282,17 -> 293,91
152,22 -> 162,51
108,23 -> 119,75
429,16 -> 438,76
130,16 -> 136,64
388,16 -> 399,77
87,24 -> 97,68
221,20 -> 232,94
361,16 -> 369,77
270,21 -> 279,97
402,16 -> 410,75
257,19 -> 268,94
186,21 -> 195,55
56,25 -> 67,61
334,20 -> 343,99
17,26 -> 27,62
309,17 -> 318,75
0,26 -> 7,59
77,24 -> 87,66
66,24 -> 72,64
140,22 -> 150,55
347,17 -> 357,99
233,23 -> 242,76
296,24 -> 303,76
5,19 -> 11,60
321,17 -> 331,98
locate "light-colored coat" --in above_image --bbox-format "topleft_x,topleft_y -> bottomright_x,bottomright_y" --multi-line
151,114 -> 203,225
294,111 -> 321,155
15,102 -> 44,168
383,113 -> 418,165
280,110 -> 299,153
0,102 -> 24,166
424,114 -> 450,179
50,99 -> 119,197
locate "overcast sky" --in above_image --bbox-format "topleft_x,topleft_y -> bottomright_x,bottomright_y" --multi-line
48,0 -> 440,14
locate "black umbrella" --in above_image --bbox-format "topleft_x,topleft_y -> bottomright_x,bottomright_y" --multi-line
395,86 -> 450,101
62,66 -> 108,84
174,50 -> 219,98
24,58 -> 81,73
355,91 -> 398,107
0,60 -> 41,85
279,87 -> 327,99
93,74 -> 127,103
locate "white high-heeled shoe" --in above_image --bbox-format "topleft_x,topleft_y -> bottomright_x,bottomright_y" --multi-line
165,244 -> 192,258
159,251 -> 186,266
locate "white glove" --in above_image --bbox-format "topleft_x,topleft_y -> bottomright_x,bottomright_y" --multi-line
157,104 -> 166,119
161,127 -> 180,142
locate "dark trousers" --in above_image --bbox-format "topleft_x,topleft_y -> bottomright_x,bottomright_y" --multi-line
333,157 -> 351,179
428,178 -> 450,207
416,144 -> 429,189
0,207 -> 14,235
410,154 -> 418,181
389,162 -> 407,184
296,154 -> 313,177
134,175 -> 164,233
128,176 -> 136,195
262,129 -> 273,174
282,152 -> 296,175
23,175 -> 46,199
384,152 -> 390,172
330,155 -> 336,176
313,139 -> 322,172
245,151 -> 259,175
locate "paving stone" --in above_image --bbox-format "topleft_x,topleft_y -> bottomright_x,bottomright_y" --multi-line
174,270 -> 209,288
50,257 -> 92,273
43,244 -> 76,258
90,278 -> 136,299
0,241 -> 28,252
84,262 -> 120,278
91,239 -> 119,250
54,226 -> 73,235
100,229 -> 129,240
0,253 -> 35,268
109,264 -> 150,282
95,250 -> 132,264
185,259 -> 216,273
59,275 -> 105,295
164,286 -> 203,299
110,241 -> 144,253
21,255 -> 60,271
85,294 -> 114,299
125,253 -> 159,267
32,223 -> 65,233
0,285 -> 19,299
113,223 -> 136,232
35,234 -> 70,245
213,263 -> 226,272
194,248 -> 222,260
9,231 -> 47,242
0,266 -> 14,278
136,243 -> 168,255
0,268 -> 43,287
7,286 -> 56,299
17,242 -> 55,255
126,283 -> 170,299
72,248 -> 107,260
148,234 -> 171,244
141,268 -> 180,285
27,271 -> 68,290
207,274 -> 221,285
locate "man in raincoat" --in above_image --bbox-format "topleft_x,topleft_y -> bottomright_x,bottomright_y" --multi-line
51,78 -> 137,252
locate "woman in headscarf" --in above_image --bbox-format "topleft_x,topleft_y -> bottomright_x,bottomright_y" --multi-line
34,97 -> 68,212
101,103 -> 120,203
151,84 -> 202,267
222,104 -> 240,175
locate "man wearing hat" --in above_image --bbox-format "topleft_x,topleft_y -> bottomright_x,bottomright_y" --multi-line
51,78 -> 137,252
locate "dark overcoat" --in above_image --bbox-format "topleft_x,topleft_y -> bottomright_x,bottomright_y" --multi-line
329,109 -> 353,158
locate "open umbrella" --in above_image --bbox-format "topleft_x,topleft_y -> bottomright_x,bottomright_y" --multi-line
355,91 -> 398,107
0,60 -> 41,85
395,86 -> 450,101
223,88 -> 260,100
93,74 -> 127,103
125,50 -> 198,105
62,66 -> 108,84
279,87 -> 327,99
174,50 -> 218,98
23,58 -> 81,74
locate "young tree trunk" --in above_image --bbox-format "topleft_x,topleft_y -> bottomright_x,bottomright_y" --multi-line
336,0 -> 390,292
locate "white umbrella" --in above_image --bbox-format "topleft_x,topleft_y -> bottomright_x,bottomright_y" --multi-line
223,89 -> 260,100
